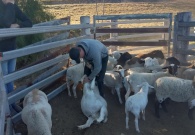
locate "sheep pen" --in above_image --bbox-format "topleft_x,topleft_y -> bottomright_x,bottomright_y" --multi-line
13,47 -> 195,135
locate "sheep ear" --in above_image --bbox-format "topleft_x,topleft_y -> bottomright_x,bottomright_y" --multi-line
90,77 -> 96,90
162,66 -> 169,69
148,85 -> 154,89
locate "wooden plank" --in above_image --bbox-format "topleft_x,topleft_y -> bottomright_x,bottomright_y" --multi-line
105,33 -> 163,41
94,13 -> 171,20
96,19 -> 168,27
177,49 -> 195,55
178,21 -> 195,27
96,28 -> 169,33
101,41 -> 168,46
177,35 -> 195,41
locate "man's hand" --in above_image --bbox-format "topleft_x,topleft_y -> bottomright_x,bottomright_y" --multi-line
83,76 -> 90,83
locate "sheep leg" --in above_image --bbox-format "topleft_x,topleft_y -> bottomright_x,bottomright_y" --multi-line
77,117 -> 95,130
161,101 -> 168,113
142,109 -> 145,120
125,109 -> 129,129
115,87 -> 123,104
72,82 -> 78,98
66,78 -> 71,97
155,100 -> 160,118
135,115 -> 140,133
188,108 -> 194,120
96,106 -> 108,123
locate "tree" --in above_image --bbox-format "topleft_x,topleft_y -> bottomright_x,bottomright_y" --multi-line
15,0 -> 54,68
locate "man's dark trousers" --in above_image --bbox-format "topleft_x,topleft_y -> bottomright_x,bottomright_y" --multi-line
84,56 -> 108,97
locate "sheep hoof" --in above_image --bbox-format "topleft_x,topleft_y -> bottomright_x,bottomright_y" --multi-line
96,118 -> 103,123
126,126 -> 129,130
136,129 -> 140,133
103,118 -> 108,123
77,125 -> 85,130
74,95 -> 77,98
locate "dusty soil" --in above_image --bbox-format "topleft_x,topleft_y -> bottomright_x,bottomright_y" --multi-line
15,85 -> 195,135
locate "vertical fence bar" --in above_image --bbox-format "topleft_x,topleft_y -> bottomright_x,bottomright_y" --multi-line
167,13 -> 172,57
0,62 -> 11,135
93,15 -> 96,39
110,19 -> 118,51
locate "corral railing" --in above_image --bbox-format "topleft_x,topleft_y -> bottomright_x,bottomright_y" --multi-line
0,16 -> 96,135
173,12 -> 195,65
93,13 -> 172,56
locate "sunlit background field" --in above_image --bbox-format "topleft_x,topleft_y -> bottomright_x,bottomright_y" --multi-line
44,0 -> 195,24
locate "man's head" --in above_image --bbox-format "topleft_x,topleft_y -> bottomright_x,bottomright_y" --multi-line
69,47 -> 81,64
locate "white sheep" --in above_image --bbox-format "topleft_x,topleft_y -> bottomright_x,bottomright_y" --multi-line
106,56 -> 118,71
182,68 -> 195,80
124,69 -> 173,100
66,62 -> 84,98
21,89 -> 52,135
112,51 -> 121,60
78,75 -> 108,129
154,76 -> 195,119
104,68 -> 126,104
125,82 -> 154,133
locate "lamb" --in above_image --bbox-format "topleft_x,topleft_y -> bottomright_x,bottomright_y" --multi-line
104,68 -> 127,104
66,62 -> 84,98
78,75 -> 108,129
106,56 -> 118,71
124,50 -> 164,69
124,64 -> 178,100
21,89 -> 52,135
125,82 -> 154,133
144,56 -> 180,73
154,76 -> 195,119
112,50 -> 122,60
181,68 -> 195,80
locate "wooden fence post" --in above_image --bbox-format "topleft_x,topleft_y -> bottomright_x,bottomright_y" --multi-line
80,16 -> 91,35
110,19 -> 118,51
173,12 -> 191,65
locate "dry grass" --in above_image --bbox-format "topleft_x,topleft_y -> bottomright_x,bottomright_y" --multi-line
44,0 -> 195,24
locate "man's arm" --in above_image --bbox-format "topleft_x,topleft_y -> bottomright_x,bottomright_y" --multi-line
88,53 -> 102,81
15,4 -> 32,28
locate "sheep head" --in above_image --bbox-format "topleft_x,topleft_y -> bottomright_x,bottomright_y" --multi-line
81,75 -> 96,91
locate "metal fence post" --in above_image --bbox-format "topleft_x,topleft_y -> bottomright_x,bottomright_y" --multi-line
0,61 -> 11,135
80,16 -> 91,36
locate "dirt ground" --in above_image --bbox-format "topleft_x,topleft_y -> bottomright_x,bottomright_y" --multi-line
15,85 -> 195,135
14,47 -> 195,135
